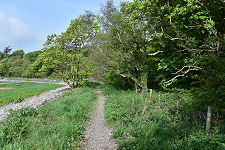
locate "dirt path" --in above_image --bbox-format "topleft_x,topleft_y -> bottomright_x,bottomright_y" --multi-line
83,86 -> 117,150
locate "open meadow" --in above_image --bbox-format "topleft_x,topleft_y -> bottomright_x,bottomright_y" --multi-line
0,81 -> 64,106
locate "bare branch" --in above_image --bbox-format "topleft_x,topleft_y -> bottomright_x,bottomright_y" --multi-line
172,65 -> 201,75
116,69 -> 144,88
163,33 -> 187,41
148,51 -> 163,56
164,64 -> 202,85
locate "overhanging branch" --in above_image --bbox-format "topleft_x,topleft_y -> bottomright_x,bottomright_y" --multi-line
163,64 -> 202,85
148,51 -> 163,56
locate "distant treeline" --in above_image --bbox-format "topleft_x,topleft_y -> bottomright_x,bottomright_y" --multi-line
0,46 -> 44,78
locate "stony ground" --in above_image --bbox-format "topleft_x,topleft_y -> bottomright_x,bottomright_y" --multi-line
83,86 -> 118,150
0,80 -> 70,122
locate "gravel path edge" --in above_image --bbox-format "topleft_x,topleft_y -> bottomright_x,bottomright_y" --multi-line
0,85 -> 70,122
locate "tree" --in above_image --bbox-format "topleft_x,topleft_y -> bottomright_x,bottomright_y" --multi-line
90,1 -> 160,91
0,58 -> 11,77
2,46 -> 12,58
0,51 -> 3,59
40,14 -> 99,88
126,0 -> 225,107
127,0 -> 224,87
8,59 -> 24,77
9,50 -> 25,59
24,50 -> 42,62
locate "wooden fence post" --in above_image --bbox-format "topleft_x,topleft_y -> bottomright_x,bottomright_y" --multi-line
216,107 -> 219,123
142,89 -> 152,114
176,100 -> 179,115
158,92 -> 161,108
206,106 -> 212,135
135,82 -> 138,94
149,89 -> 152,100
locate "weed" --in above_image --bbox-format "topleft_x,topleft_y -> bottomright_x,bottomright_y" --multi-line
15,98 -> 24,103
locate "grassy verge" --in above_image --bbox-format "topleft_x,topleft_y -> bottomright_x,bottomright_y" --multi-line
0,87 -> 96,149
0,81 -> 64,106
102,85 -> 225,150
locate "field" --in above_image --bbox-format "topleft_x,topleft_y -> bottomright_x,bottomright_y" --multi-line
0,87 -> 96,149
0,81 -> 64,106
102,85 -> 225,150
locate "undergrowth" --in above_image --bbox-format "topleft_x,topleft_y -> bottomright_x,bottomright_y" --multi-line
102,85 -> 225,150
0,87 -> 96,149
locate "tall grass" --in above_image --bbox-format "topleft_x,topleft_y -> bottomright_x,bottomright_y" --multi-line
0,87 -> 96,149
102,85 -> 225,150
0,81 -> 64,106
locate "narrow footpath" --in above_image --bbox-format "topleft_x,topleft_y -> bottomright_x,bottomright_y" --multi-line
83,86 -> 117,150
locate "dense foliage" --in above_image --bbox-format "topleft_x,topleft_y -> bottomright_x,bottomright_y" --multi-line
0,49 -> 42,78
0,0 -> 224,106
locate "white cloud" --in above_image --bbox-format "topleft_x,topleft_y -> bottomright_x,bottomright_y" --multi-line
0,11 -> 41,52
0,11 -> 28,41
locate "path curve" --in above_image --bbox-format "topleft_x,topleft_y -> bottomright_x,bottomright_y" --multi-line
0,81 -> 70,122
83,86 -> 117,150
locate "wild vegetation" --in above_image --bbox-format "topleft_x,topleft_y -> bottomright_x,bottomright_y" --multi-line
102,85 -> 225,150
0,87 -> 96,149
0,81 -> 63,106
0,0 -> 224,149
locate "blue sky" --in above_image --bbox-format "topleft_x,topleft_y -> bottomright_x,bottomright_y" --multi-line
0,0 -> 132,53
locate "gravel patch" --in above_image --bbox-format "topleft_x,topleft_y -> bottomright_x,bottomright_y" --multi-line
0,85 -> 70,122
83,86 -> 118,150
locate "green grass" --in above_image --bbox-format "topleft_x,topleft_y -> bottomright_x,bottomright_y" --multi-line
102,85 -> 225,150
0,87 -> 96,149
0,81 -> 64,106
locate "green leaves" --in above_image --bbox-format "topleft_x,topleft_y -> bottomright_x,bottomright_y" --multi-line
40,13 -> 98,88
